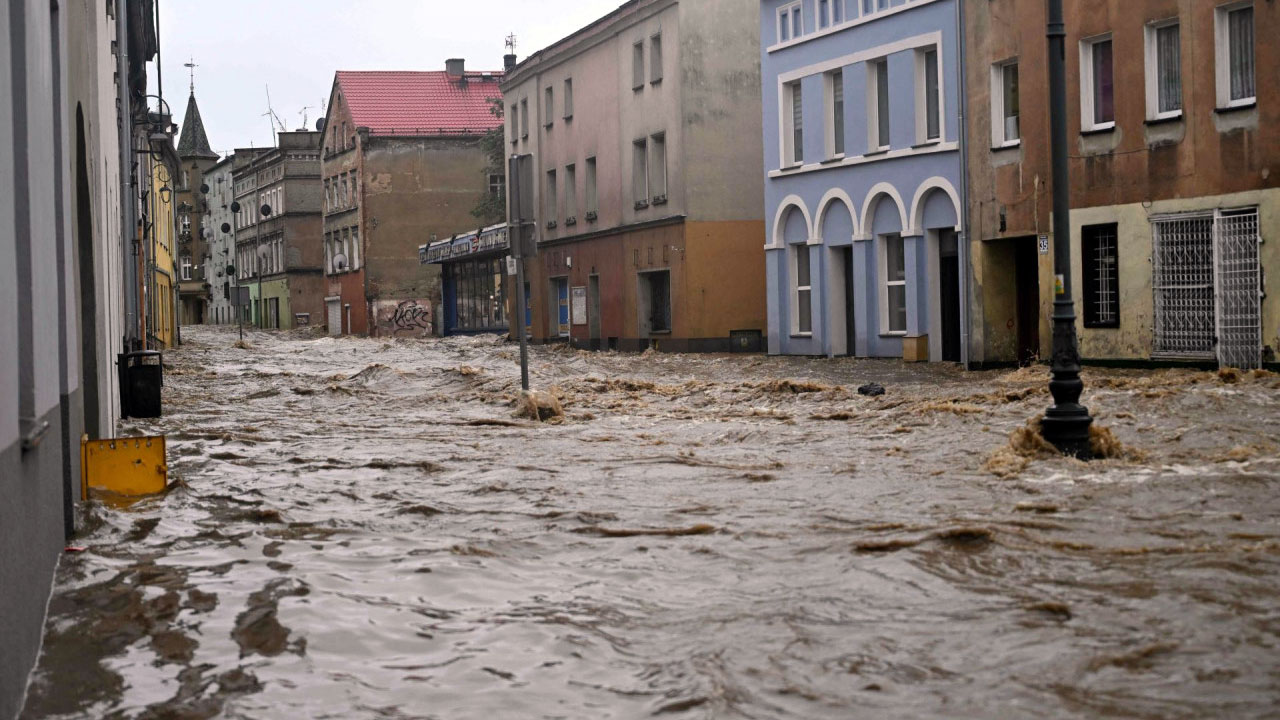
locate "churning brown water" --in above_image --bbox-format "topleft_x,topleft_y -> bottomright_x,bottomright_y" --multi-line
20,327 -> 1280,719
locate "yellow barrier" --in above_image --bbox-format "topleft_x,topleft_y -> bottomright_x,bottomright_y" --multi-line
80,435 -> 169,500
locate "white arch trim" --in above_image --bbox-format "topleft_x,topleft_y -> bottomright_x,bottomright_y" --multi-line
908,176 -> 963,236
814,188 -> 861,243
859,182 -> 909,238
769,195 -> 813,249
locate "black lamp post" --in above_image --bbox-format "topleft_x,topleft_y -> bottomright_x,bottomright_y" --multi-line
228,202 -> 243,342
258,204 -> 273,329
1041,0 -> 1093,457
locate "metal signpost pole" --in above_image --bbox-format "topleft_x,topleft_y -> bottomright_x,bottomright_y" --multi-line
509,155 -> 530,392
1042,0 -> 1093,457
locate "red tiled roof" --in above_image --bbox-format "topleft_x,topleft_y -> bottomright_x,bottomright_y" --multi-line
334,70 -> 504,137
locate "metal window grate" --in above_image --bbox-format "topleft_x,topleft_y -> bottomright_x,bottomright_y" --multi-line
1152,214 -> 1215,358
1214,208 -> 1262,369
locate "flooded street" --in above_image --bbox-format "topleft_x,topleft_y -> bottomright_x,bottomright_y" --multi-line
20,326 -> 1280,719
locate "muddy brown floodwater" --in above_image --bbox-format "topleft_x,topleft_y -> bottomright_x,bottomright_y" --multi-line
19,327 -> 1280,719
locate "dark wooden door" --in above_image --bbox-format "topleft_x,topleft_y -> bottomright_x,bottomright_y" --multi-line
940,235 -> 961,362
1015,241 -> 1041,366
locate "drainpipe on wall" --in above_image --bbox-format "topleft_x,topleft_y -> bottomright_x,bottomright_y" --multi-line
118,0 -> 139,349
956,0 -> 973,369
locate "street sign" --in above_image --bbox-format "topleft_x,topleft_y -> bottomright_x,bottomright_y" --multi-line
506,256 -> 517,276
1038,235 -> 1051,255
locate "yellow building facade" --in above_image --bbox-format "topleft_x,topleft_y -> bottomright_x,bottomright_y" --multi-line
146,149 -> 179,349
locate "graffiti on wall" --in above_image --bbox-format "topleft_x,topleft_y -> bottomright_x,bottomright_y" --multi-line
374,299 -> 434,337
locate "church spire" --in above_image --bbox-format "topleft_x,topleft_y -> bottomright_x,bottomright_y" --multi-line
177,88 -> 218,160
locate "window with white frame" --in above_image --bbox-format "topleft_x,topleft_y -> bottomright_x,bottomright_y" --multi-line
181,256 -> 192,280
565,164 -> 577,220
545,169 -> 557,223
868,58 -> 890,151
585,157 -> 598,216
991,59 -> 1020,146
1144,20 -> 1182,120
563,78 -> 574,118
633,41 -> 645,89
1080,35 -> 1115,131
861,0 -> 888,17
650,133 -> 667,201
650,34 -> 663,83
784,80 -> 804,165
916,45 -> 941,142
1215,3 -> 1255,108
881,233 -> 906,334
350,226 -> 359,270
778,1 -> 802,43
819,0 -> 831,29
632,139 -> 649,206
489,173 -> 504,199
826,69 -> 845,157
792,244 -> 813,335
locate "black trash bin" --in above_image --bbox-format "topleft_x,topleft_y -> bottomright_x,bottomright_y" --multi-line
119,350 -> 164,418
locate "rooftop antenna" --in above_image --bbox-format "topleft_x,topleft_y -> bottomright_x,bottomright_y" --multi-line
183,57 -> 198,94
505,33 -> 517,55
263,85 -> 287,140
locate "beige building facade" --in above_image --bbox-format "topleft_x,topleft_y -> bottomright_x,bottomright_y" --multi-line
503,0 -> 766,351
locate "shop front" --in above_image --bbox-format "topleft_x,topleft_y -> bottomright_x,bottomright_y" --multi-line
421,224 -> 511,337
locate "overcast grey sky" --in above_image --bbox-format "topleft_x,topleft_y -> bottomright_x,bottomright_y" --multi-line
152,0 -> 624,155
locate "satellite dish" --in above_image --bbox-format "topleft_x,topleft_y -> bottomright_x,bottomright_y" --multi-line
230,201 -> 241,213
200,183 -> 210,194
333,253 -> 348,271
261,204 -> 273,218
221,222 -> 231,234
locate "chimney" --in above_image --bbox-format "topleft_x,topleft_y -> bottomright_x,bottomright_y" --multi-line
446,58 -> 465,76
504,54 -> 517,72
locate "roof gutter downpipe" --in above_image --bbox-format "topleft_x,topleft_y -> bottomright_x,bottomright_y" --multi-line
956,0 -> 973,369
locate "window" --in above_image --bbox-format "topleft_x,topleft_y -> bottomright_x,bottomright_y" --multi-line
832,0 -> 843,24
650,133 -> 667,201
489,173 -> 505,199
819,0 -> 830,29
778,1 -> 801,43
632,139 -> 649,207
565,164 -> 577,220
882,233 -> 906,334
868,59 -> 890,150
1082,224 -> 1119,328
351,226 -> 359,270
826,70 -> 845,157
917,46 -> 941,142
1215,3 -> 1255,108
544,87 -> 554,128
545,169 -> 557,224
783,81 -> 804,165
991,60 -> 1020,146
633,41 -> 645,89
510,103 -> 519,143
793,245 -> 812,334
563,78 -> 574,119
520,99 -> 529,139
585,157 -> 598,217
181,256 -> 193,281
650,34 -> 663,83
861,0 -> 888,16
1080,35 -> 1115,130
1145,21 -> 1182,119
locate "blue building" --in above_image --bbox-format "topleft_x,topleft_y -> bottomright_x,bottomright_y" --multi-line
761,0 -> 967,362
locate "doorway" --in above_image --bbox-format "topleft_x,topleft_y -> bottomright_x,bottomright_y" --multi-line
1015,240 -> 1040,366
588,275 -> 602,350
551,277 -> 570,337
637,270 -> 671,337
939,230 -> 961,362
